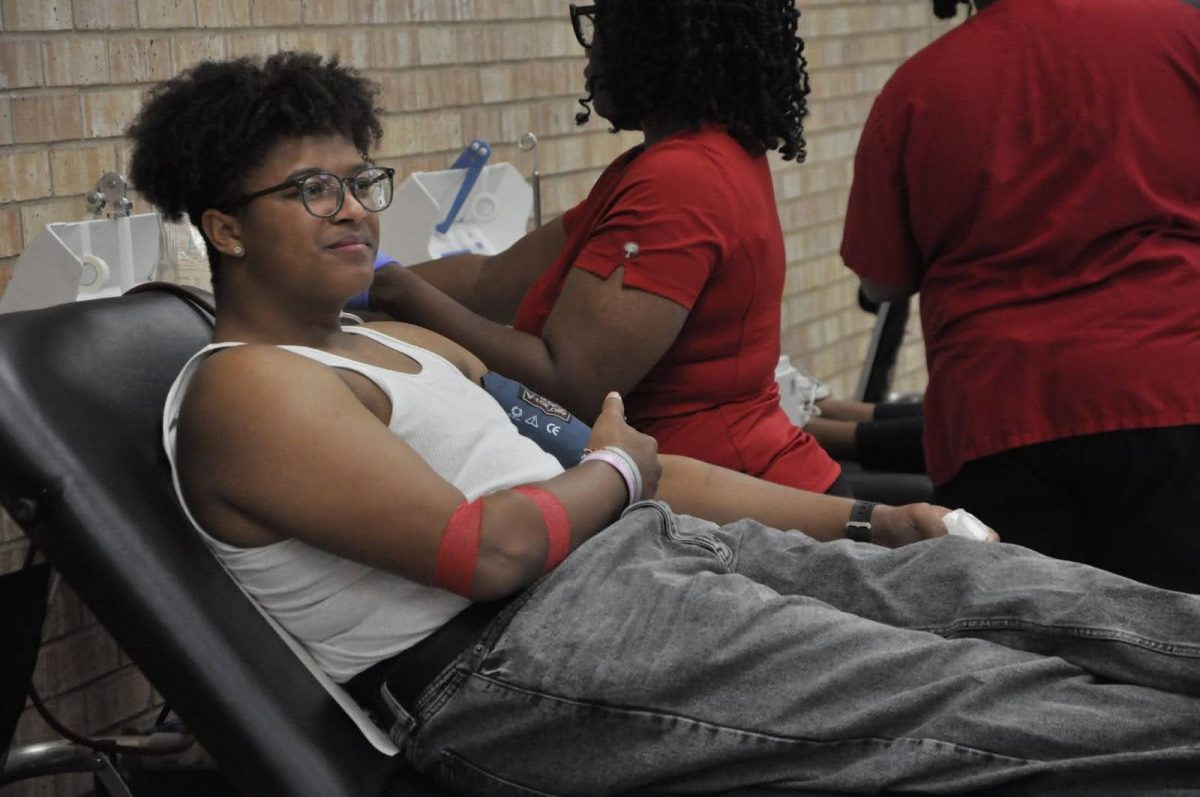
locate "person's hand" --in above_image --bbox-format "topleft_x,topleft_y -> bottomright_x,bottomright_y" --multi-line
870,503 -> 1000,547
586,392 -> 661,499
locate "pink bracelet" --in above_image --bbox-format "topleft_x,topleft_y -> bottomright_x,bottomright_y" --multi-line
580,449 -> 638,507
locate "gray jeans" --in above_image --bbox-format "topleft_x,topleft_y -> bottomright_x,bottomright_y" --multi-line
404,502 -> 1200,794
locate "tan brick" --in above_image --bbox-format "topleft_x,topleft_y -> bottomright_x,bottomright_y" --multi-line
348,0 -> 395,23
369,28 -> 418,69
12,93 -> 82,144
44,37 -> 111,87
302,0 -> 349,25
74,0 -> 139,29
50,144 -> 116,196
0,538 -> 31,572
278,30 -> 330,54
478,63 -> 515,103
0,506 -> 22,541
32,624 -> 122,695
251,0 -> 302,25
417,26 -> 459,66
20,197 -> 87,248
2,0 -> 72,30
0,261 -> 11,299
227,32 -> 280,60
172,34 -> 228,71
109,37 -> 172,84
37,581 -> 91,642
138,0 -> 198,28
0,149 -> 50,201
0,96 -> 12,145
197,0 -> 253,27
80,87 -> 142,138
328,30 -> 371,69
0,39 -> 44,89
85,665 -> 159,733
13,692 -> 86,746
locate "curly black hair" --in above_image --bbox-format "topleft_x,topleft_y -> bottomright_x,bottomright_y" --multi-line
578,0 -> 811,162
126,51 -> 382,279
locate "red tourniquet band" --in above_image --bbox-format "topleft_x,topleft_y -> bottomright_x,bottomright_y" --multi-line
433,498 -> 483,596
513,486 -> 572,573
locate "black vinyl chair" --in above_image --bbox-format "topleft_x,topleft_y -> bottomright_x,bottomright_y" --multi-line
0,288 -> 448,796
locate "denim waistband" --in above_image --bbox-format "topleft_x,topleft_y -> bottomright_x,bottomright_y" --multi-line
346,597 -> 513,732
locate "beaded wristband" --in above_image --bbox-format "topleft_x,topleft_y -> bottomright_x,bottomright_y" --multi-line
580,449 -> 638,507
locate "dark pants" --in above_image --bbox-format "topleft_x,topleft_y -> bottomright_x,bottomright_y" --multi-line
934,425 -> 1200,593
856,413 -> 925,473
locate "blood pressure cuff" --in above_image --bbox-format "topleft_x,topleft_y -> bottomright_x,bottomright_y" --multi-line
480,371 -> 591,469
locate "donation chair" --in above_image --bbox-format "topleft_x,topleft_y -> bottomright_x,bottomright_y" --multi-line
0,287 -> 448,796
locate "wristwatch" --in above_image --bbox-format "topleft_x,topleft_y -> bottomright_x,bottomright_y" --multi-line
844,500 -> 878,543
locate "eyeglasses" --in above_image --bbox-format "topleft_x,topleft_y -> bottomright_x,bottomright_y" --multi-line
232,165 -> 396,218
570,4 -> 596,49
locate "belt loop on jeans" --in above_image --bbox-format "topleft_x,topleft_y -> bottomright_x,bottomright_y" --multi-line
346,598 -> 512,733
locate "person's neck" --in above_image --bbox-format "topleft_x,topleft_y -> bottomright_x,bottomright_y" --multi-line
213,282 -> 347,349
640,113 -> 691,148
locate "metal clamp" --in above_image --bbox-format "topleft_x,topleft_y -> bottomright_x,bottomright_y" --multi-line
85,172 -> 134,219
518,131 -> 542,228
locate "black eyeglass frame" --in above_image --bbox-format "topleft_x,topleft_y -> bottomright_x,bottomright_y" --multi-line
570,4 -> 596,49
231,165 -> 397,218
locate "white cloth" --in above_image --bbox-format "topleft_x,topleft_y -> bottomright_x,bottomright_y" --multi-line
163,325 -> 564,681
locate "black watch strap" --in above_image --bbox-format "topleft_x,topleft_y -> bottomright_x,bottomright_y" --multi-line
844,500 -> 878,543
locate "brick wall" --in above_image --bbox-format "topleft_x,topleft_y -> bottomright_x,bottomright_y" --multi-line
0,3 -> 949,793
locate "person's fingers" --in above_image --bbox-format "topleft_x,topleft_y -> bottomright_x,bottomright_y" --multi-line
599,391 -> 624,420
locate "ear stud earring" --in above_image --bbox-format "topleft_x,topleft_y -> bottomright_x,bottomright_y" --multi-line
233,245 -> 244,256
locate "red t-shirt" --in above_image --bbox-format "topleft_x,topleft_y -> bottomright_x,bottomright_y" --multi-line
515,129 -> 841,492
842,0 -> 1200,485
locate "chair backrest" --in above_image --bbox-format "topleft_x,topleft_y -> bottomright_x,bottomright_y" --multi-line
0,291 -> 415,796
854,299 -> 912,404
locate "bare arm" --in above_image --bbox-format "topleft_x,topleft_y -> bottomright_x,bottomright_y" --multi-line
656,455 -> 993,546
176,346 -> 658,601
371,260 -> 689,423
392,216 -> 567,324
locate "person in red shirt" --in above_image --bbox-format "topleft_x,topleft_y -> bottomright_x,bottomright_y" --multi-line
841,0 -> 1200,590
364,0 -> 846,495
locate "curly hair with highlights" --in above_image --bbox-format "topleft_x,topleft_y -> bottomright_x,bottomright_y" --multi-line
579,0 -> 811,162
126,51 -> 382,280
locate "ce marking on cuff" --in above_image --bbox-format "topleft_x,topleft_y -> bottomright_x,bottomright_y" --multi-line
509,405 -> 564,436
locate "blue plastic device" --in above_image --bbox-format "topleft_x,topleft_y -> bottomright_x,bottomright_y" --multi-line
435,139 -> 492,235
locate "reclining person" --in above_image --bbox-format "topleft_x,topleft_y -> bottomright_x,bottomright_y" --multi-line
132,53 -> 1200,794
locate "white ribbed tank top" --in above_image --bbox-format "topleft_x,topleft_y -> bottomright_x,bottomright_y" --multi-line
162,325 -> 563,682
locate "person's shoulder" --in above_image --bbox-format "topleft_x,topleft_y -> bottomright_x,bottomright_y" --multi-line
187,344 -> 333,403
623,130 -> 750,206
175,344 -> 350,452
866,18 -> 990,127
361,321 -> 488,381
636,129 -> 746,169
